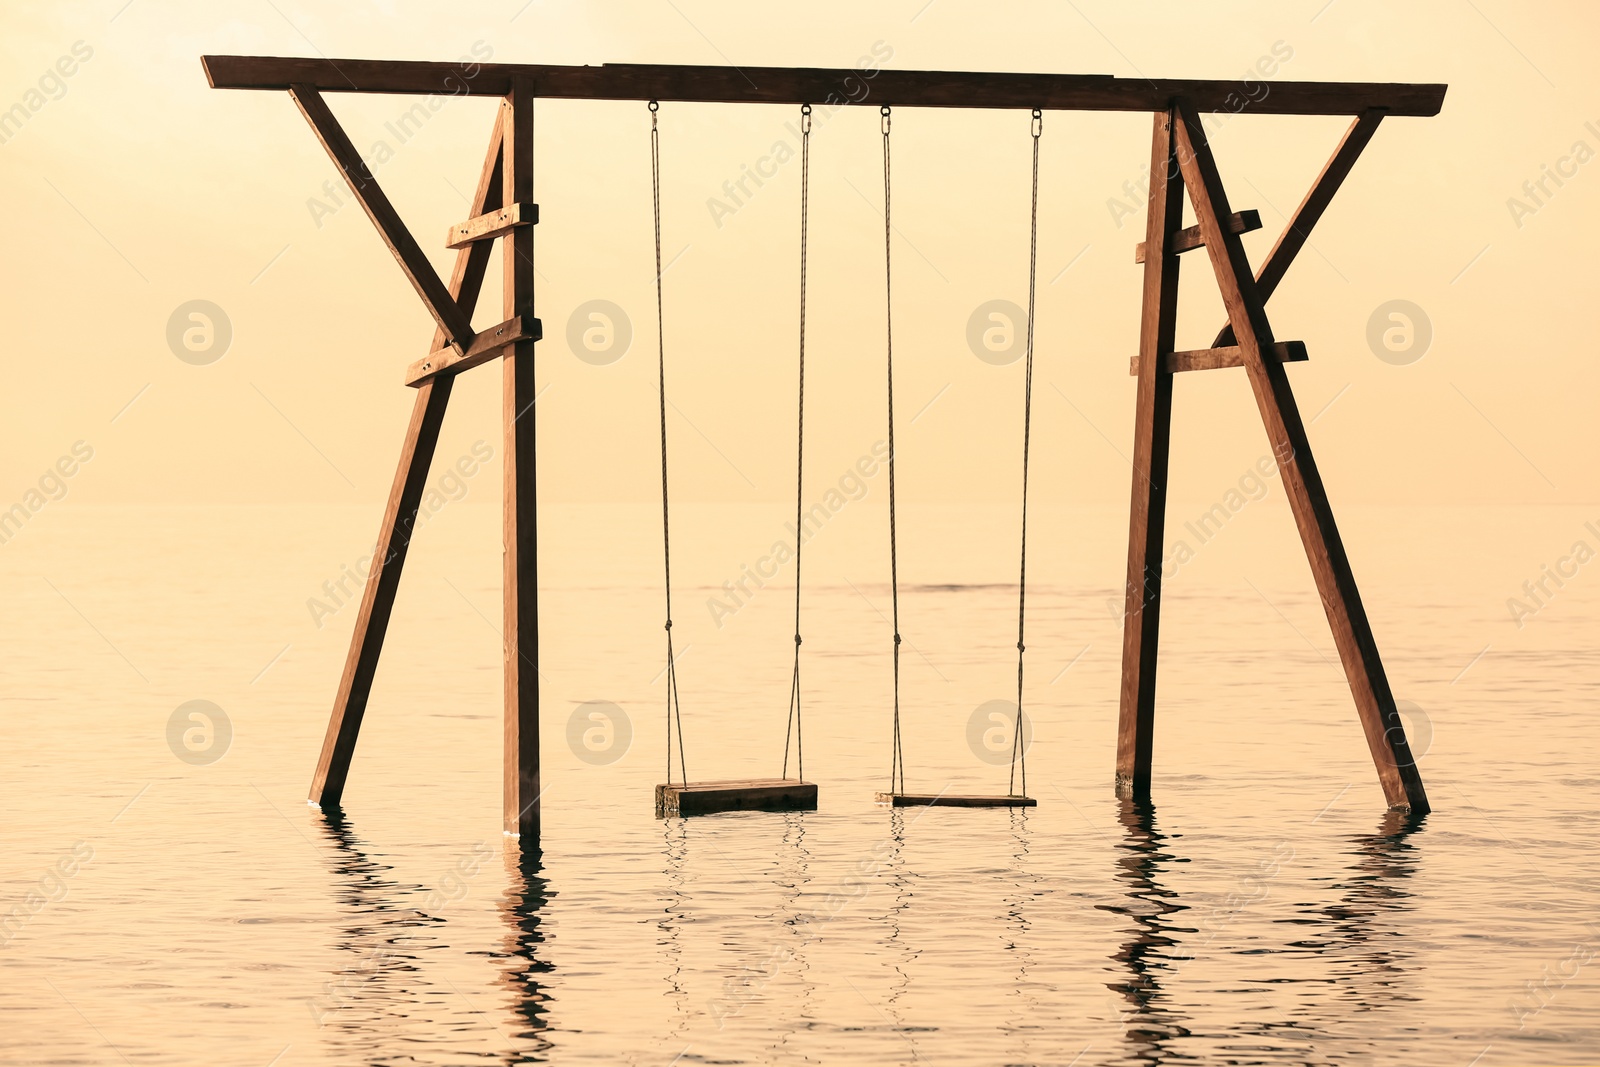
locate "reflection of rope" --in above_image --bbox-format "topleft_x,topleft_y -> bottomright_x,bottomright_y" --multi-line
1005,807 -> 1039,1062
882,105 -> 906,797
658,819 -> 690,1035
783,103 -> 813,782
771,812 -> 815,1053
1009,109 -> 1042,799
883,808 -> 918,1038
650,100 -> 686,786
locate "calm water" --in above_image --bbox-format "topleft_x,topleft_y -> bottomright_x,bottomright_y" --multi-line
4,502 -> 1597,1065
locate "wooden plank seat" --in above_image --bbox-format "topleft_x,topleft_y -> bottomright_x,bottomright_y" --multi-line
874,792 -> 1037,808
655,778 -> 818,818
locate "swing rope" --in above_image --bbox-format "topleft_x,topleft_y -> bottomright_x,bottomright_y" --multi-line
883,105 -> 907,798
1009,108 -> 1042,799
782,103 -> 813,782
651,100 -> 688,787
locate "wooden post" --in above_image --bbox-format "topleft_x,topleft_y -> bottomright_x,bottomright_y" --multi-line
309,116 -> 506,810
1170,100 -> 1428,814
502,77 -> 541,838
1115,108 -> 1183,801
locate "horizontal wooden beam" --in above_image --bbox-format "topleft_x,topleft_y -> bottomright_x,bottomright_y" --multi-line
405,315 -> 539,386
1130,339 -> 1307,375
1135,209 -> 1261,263
446,201 -> 537,250
202,56 -> 1447,117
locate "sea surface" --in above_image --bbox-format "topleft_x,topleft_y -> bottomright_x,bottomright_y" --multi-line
3,502 -> 1597,1066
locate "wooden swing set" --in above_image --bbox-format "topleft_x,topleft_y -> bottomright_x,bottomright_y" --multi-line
203,56 -> 1443,843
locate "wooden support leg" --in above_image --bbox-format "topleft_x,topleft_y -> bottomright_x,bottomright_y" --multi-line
311,379 -> 454,808
502,76 -> 541,839
308,113 -> 507,810
1116,109 -> 1184,801
1171,100 -> 1428,814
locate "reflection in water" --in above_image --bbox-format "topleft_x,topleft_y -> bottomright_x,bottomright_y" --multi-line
1279,811 -> 1426,1032
658,819 -> 690,1039
311,810 -> 445,1063
1102,799 -> 1193,1064
769,812 -> 817,1063
873,809 -> 926,1062
312,811 -> 557,1065
1004,808 -> 1040,1065
654,815 -> 821,1057
1102,801 -> 1428,1063
499,838 -> 555,1063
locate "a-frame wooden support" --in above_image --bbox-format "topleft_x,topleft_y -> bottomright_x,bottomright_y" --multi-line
296,84 -> 544,838
1116,102 -> 1428,815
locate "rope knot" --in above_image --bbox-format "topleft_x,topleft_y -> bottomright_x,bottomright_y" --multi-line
663,620 -> 672,631
794,634 -> 803,646
1017,642 -> 1026,652
893,633 -> 902,645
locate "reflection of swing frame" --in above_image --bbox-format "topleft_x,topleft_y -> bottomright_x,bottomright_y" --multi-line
204,56 -> 1443,843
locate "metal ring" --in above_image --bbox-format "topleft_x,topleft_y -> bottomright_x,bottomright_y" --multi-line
648,99 -> 659,112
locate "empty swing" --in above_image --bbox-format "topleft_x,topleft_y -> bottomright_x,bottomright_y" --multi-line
653,102 -> 821,818
875,106 -> 1042,809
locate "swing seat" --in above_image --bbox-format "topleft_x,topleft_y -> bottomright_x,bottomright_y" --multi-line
656,778 -> 818,818
874,791 -> 1037,808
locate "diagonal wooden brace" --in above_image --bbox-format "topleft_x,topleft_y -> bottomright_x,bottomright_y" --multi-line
309,108 -> 506,811
1211,109 -> 1385,346
290,83 -> 478,352
1171,98 -> 1427,815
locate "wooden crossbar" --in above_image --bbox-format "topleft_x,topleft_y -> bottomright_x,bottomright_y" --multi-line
406,315 -> 539,386
447,202 -> 537,250
202,56 -> 1446,116
1134,210 -> 1261,263
1129,340 -> 1306,375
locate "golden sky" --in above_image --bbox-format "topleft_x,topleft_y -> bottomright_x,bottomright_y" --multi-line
3,0 -> 1596,513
